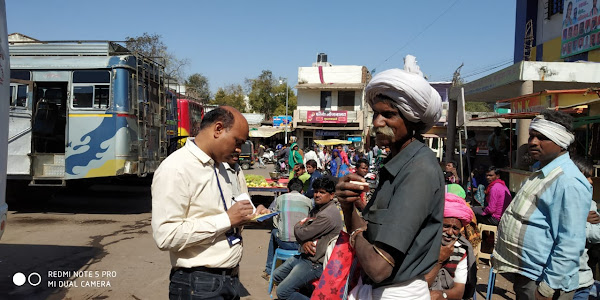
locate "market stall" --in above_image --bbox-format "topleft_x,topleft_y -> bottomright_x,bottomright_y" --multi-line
245,174 -> 289,198
470,89 -> 600,198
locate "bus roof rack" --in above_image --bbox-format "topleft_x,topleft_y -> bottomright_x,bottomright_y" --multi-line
9,40 -> 131,56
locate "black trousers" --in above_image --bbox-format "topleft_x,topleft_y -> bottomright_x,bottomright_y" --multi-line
509,273 -> 574,300
169,267 -> 241,300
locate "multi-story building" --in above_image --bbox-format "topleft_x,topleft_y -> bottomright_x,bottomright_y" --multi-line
450,0 -> 600,195
292,54 -> 371,150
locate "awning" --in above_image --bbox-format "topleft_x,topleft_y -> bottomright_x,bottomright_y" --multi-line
450,61 -> 600,103
248,127 -> 284,138
314,139 -> 352,146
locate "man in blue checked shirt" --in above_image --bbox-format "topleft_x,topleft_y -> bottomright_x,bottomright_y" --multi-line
493,110 -> 593,300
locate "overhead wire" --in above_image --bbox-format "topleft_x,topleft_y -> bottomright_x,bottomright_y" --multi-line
436,58 -> 513,82
372,0 -> 462,72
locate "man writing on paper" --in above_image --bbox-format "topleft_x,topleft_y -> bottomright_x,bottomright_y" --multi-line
152,106 -> 268,300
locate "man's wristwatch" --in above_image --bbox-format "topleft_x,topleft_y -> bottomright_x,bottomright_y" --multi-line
442,292 -> 448,299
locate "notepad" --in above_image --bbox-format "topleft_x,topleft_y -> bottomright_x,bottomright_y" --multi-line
234,193 -> 256,214
251,211 -> 280,222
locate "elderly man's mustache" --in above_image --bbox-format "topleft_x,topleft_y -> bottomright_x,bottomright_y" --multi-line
442,231 -> 459,240
372,126 -> 394,138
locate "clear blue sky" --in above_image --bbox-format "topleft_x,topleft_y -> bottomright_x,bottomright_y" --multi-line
7,0 -> 516,95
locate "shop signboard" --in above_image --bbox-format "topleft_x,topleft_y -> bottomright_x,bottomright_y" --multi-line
510,94 -> 558,113
561,0 -> 600,58
306,111 -> 347,124
347,137 -> 362,142
316,130 -> 340,137
273,115 -> 292,127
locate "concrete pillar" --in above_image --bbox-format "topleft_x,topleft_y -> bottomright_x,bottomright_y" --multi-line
516,80 -> 533,169
446,99 -> 458,163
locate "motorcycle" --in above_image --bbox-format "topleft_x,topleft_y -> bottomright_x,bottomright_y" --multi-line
262,148 -> 275,164
274,159 -> 289,178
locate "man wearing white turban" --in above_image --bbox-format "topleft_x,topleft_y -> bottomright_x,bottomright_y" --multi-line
494,110 -> 592,300
336,56 -> 445,299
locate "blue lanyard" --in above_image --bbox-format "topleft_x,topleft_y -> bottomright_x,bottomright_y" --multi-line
213,164 -> 229,211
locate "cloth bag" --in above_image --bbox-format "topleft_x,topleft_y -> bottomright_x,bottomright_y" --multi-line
311,231 -> 358,300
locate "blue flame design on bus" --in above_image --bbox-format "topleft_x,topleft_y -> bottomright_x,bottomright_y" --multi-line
65,114 -> 131,176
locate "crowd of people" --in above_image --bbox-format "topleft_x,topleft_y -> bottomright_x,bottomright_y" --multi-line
149,62 -> 597,300
268,141 -> 390,179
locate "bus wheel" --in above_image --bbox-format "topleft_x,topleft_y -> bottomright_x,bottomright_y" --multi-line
241,163 -> 250,170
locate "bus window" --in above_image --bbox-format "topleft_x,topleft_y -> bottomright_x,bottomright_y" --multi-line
72,85 -> 109,109
11,70 -> 31,81
71,70 -> 110,109
10,84 -> 27,107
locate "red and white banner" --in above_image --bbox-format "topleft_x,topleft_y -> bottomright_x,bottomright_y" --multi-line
306,111 -> 347,123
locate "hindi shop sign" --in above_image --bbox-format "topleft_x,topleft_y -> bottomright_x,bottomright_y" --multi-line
510,94 -> 558,113
561,0 -> 600,58
306,111 -> 348,124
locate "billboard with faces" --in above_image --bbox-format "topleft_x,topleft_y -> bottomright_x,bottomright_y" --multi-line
562,0 -> 600,58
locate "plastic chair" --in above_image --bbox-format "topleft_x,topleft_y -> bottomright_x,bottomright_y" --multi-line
477,223 -> 498,265
268,248 -> 300,296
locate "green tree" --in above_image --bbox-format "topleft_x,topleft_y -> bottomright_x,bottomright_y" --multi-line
186,73 -> 211,102
125,32 -> 189,81
211,84 -> 246,112
246,70 -> 296,119
465,102 -> 493,112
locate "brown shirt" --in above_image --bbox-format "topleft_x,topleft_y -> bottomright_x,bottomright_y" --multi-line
294,200 -> 343,264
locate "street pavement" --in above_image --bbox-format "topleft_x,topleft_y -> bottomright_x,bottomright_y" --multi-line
0,162 -> 516,299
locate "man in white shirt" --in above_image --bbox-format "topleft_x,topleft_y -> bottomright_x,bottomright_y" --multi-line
152,106 -> 268,300
303,145 -> 322,170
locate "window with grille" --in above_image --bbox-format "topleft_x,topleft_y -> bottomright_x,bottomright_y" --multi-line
547,0 -> 564,19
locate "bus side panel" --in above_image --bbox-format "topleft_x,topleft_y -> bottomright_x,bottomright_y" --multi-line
7,110 -> 32,175
177,99 -> 189,148
0,0 -> 9,240
112,68 -> 138,175
65,114 -> 120,179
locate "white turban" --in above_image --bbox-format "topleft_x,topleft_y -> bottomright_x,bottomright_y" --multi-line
365,68 -> 442,133
529,115 -> 575,149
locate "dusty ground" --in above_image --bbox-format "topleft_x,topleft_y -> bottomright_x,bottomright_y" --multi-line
0,163 -> 515,299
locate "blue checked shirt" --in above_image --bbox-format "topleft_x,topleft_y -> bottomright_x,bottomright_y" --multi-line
493,152 -> 592,292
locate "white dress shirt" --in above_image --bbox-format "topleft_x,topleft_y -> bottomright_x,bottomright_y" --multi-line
151,138 -> 247,269
304,150 -> 322,169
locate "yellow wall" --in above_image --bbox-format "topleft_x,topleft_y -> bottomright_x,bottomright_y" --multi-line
541,36 -> 600,62
588,49 -> 600,62
530,46 -> 537,61
542,37 -> 563,62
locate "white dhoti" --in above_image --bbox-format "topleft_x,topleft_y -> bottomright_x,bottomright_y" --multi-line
371,276 -> 430,300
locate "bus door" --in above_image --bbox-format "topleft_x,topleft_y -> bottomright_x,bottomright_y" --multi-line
8,78 -> 34,176
29,71 -> 70,180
